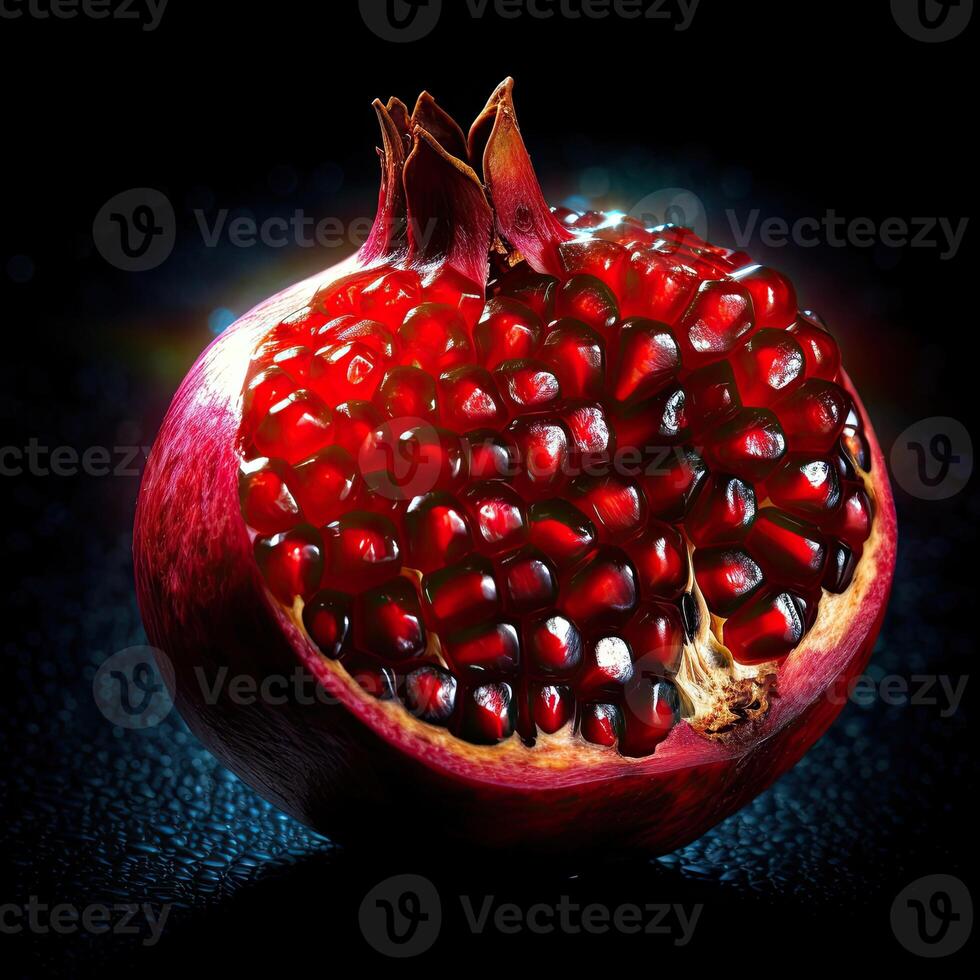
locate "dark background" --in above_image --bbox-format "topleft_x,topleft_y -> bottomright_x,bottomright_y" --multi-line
1,0 -> 975,973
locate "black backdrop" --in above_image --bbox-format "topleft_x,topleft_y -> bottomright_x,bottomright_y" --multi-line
1,0 -> 976,973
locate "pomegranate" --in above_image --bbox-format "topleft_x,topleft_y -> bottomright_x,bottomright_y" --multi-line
135,80 -> 896,856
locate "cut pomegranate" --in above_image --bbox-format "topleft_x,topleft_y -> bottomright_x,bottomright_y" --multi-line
136,79 -> 895,856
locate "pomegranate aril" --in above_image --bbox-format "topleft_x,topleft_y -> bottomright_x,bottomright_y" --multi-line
526,613 -> 582,674
685,361 -> 741,434
625,523 -> 690,599
324,512 -> 401,589
615,385 -> 688,449
572,210 -> 607,230
540,319 -> 605,400
640,446 -> 707,520
580,635 -> 634,691
273,345 -> 315,383
680,591 -> 700,641
423,555 -> 500,629
527,499 -> 596,566
280,305 -> 328,339
706,408 -> 786,482
309,341 -> 384,403
405,492 -> 472,572
464,429 -> 519,481
333,400 -> 381,458
357,578 -> 427,661
678,280 -> 755,367
731,329 -> 805,406
725,590 -> 805,665
775,379 -> 850,453
324,317 -> 398,360
439,366 -> 507,429
767,455 -> 841,517
314,268 -> 384,318
447,621 -> 520,673
351,661 -> 397,701
461,682 -> 516,744
497,547 -> 558,613
423,267 -> 484,326
255,525 -> 324,604
397,303 -> 471,374
685,474 -> 756,547
746,509 -> 826,589
302,589 -> 352,658
731,265 -> 797,329
239,458 -> 302,534
561,547 -> 638,626
841,410 -> 871,471
788,314 -> 841,382
359,268 -> 423,326
253,390 -> 333,465
404,665 -> 457,724
460,482 -> 526,553
560,401 -> 614,462
493,265 -> 558,319
531,684 -> 574,734
611,317 -> 679,403
559,239 -> 631,294
621,679 -> 680,758
290,447 -> 359,526
243,367 -> 298,435
571,474 -> 647,542
625,249 -> 700,321
825,482 -> 873,548
374,365 -> 438,421
506,415 -> 571,493
693,547 -> 764,617
555,274 -> 619,334
624,601 -> 685,675
580,703 -> 623,747
494,359 -> 562,412
823,540 -> 858,593
474,297 -> 543,368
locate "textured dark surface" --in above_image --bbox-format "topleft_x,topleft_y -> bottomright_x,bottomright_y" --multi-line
1,348 -> 975,973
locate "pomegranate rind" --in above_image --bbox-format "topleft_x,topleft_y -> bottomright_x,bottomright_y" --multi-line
134,262 -> 896,856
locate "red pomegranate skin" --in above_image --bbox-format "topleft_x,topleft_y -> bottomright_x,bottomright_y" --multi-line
134,81 -> 896,857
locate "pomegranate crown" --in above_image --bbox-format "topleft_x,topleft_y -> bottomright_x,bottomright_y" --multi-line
361,78 -> 574,288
